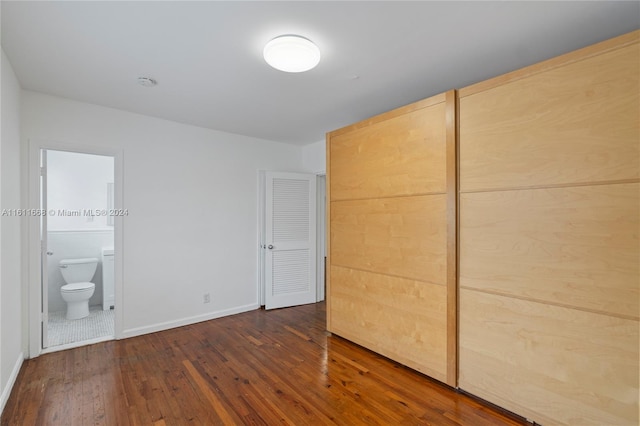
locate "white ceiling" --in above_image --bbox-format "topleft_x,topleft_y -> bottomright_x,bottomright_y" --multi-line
2,1 -> 639,146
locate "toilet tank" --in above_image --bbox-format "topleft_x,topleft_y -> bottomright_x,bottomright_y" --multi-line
59,258 -> 99,283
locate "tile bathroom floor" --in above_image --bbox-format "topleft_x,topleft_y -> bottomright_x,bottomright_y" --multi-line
47,307 -> 114,347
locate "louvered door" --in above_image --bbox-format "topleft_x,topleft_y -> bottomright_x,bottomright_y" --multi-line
265,172 -> 317,310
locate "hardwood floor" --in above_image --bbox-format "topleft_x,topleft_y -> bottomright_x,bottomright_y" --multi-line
2,302 -> 526,425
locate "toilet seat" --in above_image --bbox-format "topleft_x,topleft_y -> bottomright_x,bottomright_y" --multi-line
61,282 -> 95,292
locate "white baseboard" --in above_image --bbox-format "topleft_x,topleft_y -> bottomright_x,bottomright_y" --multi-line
0,352 -> 24,415
121,303 -> 260,339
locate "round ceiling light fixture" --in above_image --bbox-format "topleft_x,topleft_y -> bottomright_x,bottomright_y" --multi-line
263,35 -> 321,73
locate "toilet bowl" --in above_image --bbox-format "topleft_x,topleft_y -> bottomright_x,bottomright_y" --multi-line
59,258 -> 98,320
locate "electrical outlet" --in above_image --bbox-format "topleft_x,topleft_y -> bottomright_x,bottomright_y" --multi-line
203,293 -> 211,304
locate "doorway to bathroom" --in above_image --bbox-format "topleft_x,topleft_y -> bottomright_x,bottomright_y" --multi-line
40,149 -> 116,351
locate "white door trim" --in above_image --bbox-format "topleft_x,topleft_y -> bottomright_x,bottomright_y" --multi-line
41,150 -> 49,348
26,139 -> 124,358
316,175 -> 326,302
257,170 -> 266,306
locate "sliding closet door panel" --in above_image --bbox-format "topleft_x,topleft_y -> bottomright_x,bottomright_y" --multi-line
460,43 -> 639,192
460,183 -> 639,318
459,31 -> 639,425
331,195 -> 447,284
331,266 -> 447,382
330,101 -> 446,200
460,290 -> 639,426
327,91 -> 457,386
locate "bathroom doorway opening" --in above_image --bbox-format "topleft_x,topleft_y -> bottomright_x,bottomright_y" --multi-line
40,149 -> 116,352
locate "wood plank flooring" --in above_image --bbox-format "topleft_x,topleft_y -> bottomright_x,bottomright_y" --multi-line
2,302 -> 527,425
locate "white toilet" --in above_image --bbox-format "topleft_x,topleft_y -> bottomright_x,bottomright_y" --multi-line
59,258 -> 98,320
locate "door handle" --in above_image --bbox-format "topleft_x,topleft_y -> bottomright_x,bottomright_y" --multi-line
46,251 -> 53,256
268,245 -> 274,249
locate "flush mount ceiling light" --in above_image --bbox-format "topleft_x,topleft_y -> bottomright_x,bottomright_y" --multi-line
137,77 -> 157,87
263,35 -> 321,73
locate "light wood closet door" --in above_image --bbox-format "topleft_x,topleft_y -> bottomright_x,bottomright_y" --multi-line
327,91 -> 457,385
458,30 -> 639,426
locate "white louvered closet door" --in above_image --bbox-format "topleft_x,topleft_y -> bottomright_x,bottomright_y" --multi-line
265,172 -> 317,310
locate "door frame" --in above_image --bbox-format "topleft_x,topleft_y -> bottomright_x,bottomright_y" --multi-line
26,139 -> 124,358
315,175 -> 326,302
40,149 -> 49,348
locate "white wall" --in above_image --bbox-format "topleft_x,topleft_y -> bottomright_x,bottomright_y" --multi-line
47,150 -> 114,230
1,49 -> 24,413
21,91 -> 308,338
302,139 -> 326,174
